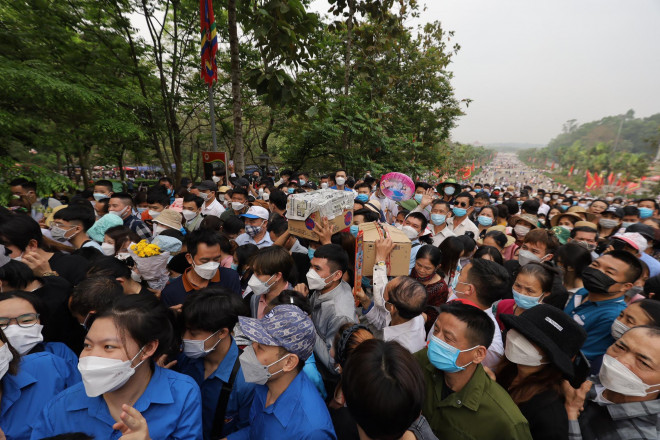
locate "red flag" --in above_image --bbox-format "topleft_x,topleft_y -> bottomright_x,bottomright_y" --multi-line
585,170 -> 595,190
568,165 -> 574,176
595,172 -> 604,188
200,0 -> 218,85
551,162 -> 555,170
607,172 -> 614,185
471,161 -> 475,172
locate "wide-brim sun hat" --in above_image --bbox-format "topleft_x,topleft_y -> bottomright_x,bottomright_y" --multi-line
501,304 -> 587,380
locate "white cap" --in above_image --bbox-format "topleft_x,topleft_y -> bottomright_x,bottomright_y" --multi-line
241,206 -> 269,220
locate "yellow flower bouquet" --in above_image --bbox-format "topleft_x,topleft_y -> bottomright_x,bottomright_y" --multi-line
128,240 -> 170,291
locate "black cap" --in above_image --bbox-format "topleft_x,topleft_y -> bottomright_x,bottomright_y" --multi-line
625,223 -> 655,241
197,180 -> 217,191
501,304 -> 587,380
604,206 -> 623,218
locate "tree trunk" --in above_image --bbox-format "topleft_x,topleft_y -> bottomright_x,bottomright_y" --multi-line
340,0 -> 355,151
118,145 -> 126,181
228,0 -> 245,176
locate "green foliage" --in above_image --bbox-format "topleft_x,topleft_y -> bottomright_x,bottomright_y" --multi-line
0,157 -> 75,205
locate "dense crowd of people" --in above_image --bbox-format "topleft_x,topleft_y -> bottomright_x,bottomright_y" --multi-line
1,154 -> 660,440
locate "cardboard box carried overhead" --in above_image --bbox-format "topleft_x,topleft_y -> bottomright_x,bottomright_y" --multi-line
358,222 -> 411,277
286,189 -> 355,241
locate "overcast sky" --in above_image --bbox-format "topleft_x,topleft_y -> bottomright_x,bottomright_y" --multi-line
311,0 -> 660,146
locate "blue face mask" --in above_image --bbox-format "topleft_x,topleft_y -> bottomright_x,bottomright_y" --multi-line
308,247 -> 316,260
230,263 -> 238,271
93,193 -> 109,201
361,276 -> 372,289
477,215 -> 493,227
444,186 -> 455,196
512,288 -> 543,310
639,207 -> 654,219
431,214 -> 446,226
350,225 -> 359,237
622,221 -> 635,228
356,194 -> 369,203
427,334 -> 477,373
136,207 -> 148,214
299,179 -> 306,186
559,205 -> 568,211
475,188 -> 482,193
452,207 -> 467,217
414,194 -> 423,204
287,188 -> 295,194
473,206 -> 482,214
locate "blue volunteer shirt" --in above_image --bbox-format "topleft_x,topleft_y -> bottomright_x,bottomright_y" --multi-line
29,366 -> 203,440
177,338 -> 256,440
564,291 -> 626,363
41,341 -> 82,384
1,352 -> 71,440
227,371 -> 336,440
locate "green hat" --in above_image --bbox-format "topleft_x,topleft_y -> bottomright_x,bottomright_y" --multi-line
551,226 -> 571,245
436,178 -> 462,194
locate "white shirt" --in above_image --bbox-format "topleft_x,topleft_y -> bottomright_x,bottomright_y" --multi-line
201,198 -> 225,218
483,306 -> 504,369
289,239 -> 308,255
370,194 -> 398,221
431,225 -> 456,247
235,231 -> 273,249
447,216 -> 480,237
382,315 -> 427,354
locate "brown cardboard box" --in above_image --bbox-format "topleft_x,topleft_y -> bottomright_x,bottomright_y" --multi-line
358,222 -> 411,276
286,189 -> 355,241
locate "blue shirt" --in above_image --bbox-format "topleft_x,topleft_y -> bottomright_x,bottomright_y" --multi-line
30,366 -> 203,440
1,352 -> 71,440
176,338 -> 256,439
227,372 -> 336,440
161,267 -> 241,307
409,240 -> 422,273
302,353 -> 327,400
564,292 -> 626,362
41,341 -> 82,384
329,186 -> 353,192
640,253 -> 660,278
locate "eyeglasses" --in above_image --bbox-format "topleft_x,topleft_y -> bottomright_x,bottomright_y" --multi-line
0,313 -> 40,330
455,201 -> 469,208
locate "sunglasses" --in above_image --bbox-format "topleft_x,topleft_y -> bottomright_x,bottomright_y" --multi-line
455,201 -> 469,208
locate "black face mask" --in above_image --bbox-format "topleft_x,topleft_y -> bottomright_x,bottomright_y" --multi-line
582,267 -> 618,295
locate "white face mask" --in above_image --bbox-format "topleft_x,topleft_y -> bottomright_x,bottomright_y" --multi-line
182,331 -> 222,359
262,192 -> 270,201
78,348 -> 146,397
306,269 -> 337,291
193,261 -> 220,280
182,209 -> 197,221
335,177 -> 346,186
320,182 -> 329,189
211,175 -> 221,183
599,354 -> 660,397
148,209 -> 161,219
514,225 -> 531,238
504,329 -> 548,366
518,249 -> 544,266
239,345 -> 289,385
153,224 -> 167,237
101,242 -> 115,256
4,324 -> 44,355
231,202 -> 245,211
131,270 -> 142,283
0,344 -> 14,380
248,274 -> 276,296
110,206 -> 130,219
610,319 -> 630,340
402,225 -> 419,241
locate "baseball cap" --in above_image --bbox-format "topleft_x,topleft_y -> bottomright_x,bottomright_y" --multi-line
239,305 -> 315,361
241,206 -> 269,220
613,232 -> 647,252
625,223 -> 655,241
197,180 -> 217,191
604,206 -> 623,218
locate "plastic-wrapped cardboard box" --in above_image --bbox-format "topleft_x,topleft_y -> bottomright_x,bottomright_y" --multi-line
286,189 -> 354,241
358,222 -> 411,276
